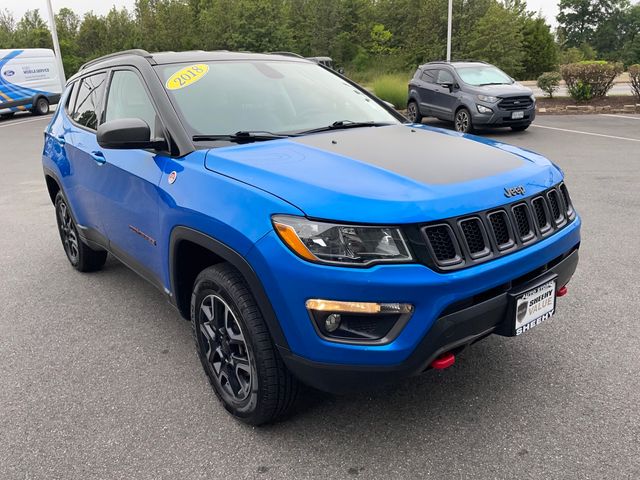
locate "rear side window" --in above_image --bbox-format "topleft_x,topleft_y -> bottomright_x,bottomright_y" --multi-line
72,73 -> 107,130
104,70 -> 161,137
420,69 -> 436,83
64,82 -> 78,115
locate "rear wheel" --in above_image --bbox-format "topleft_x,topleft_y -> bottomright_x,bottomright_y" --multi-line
406,100 -> 422,123
511,124 -> 530,132
32,97 -> 49,116
54,192 -> 107,272
191,264 -> 299,425
454,107 -> 473,133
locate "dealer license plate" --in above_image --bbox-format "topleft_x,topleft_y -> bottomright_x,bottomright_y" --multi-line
512,111 -> 524,120
514,280 -> 556,335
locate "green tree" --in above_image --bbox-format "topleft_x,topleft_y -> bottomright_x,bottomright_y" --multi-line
14,10 -> 52,48
521,16 -> 558,79
0,9 -> 16,48
466,2 -> 524,77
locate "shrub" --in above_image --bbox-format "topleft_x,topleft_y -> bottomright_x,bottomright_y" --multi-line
537,71 -> 562,98
372,74 -> 409,109
630,65 -> 640,99
560,61 -> 623,101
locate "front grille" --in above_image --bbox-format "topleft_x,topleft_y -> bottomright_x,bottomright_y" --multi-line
559,183 -> 574,217
512,204 -> 533,240
547,189 -> 563,223
532,197 -> 550,232
488,211 -> 513,249
498,96 -> 534,111
459,218 -> 488,256
420,183 -> 576,271
424,224 -> 459,263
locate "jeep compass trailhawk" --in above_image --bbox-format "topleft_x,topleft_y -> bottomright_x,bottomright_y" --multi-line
42,50 -> 580,425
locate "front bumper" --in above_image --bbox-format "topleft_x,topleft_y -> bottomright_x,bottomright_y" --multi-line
246,215 -> 580,392
472,103 -> 536,127
278,246 -> 578,393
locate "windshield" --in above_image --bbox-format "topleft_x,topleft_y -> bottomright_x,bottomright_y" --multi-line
455,66 -> 513,86
157,60 -> 399,136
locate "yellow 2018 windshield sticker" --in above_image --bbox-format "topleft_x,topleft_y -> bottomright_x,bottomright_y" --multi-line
165,64 -> 209,90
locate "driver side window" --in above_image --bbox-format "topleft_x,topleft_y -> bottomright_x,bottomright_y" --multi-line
436,69 -> 455,85
104,70 -> 162,138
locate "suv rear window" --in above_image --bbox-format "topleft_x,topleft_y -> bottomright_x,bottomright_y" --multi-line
72,73 -> 107,130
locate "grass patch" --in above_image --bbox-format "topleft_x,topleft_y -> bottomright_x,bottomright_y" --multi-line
372,74 -> 410,109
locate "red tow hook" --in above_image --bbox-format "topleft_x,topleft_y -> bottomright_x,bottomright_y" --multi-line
557,286 -> 568,297
431,352 -> 455,370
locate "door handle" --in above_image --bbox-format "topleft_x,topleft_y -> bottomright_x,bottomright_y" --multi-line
56,135 -> 66,145
91,150 -> 106,165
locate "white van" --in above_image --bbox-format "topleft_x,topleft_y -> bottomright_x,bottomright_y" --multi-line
0,48 -> 62,119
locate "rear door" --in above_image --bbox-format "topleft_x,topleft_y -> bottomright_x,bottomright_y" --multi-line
409,68 -> 438,115
93,68 -> 169,282
64,72 -> 108,233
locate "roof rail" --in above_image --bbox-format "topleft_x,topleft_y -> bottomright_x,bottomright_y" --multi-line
424,59 -> 489,65
269,51 -> 305,58
80,49 -> 154,70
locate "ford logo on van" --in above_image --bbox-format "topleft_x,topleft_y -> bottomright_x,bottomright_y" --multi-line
3,70 -> 15,77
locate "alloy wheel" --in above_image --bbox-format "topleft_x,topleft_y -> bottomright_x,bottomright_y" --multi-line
407,102 -> 418,122
56,199 -> 79,263
198,294 -> 252,402
455,110 -> 470,132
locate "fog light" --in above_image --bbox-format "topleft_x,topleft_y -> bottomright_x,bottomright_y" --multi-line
325,313 -> 341,332
477,104 -> 492,114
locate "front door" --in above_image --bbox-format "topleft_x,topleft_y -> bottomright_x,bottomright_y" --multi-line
93,69 -> 169,283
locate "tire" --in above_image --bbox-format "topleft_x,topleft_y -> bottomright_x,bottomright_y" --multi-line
54,191 -> 108,272
454,107 -> 473,133
32,97 -> 49,116
511,124 -> 530,132
406,100 -> 422,123
191,264 -> 299,425
0,112 -> 15,120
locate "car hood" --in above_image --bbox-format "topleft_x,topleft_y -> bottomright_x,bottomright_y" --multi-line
203,124 -> 561,224
471,82 -> 533,97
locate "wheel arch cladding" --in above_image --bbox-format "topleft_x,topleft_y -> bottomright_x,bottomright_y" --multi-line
169,226 -> 290,349
45,174 -> 61,204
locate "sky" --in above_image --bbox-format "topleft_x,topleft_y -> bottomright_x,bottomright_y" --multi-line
2,0 -> 562,27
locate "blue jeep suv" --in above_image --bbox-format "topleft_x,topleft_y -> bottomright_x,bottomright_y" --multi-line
42,50 -> 580,425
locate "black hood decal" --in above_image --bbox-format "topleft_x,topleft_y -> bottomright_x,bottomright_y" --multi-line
291,125 -> 524,185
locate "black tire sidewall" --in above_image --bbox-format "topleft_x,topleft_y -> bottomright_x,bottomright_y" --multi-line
191,274 -> 260,419
54,192 -> 81,268
455,108 -> 472,133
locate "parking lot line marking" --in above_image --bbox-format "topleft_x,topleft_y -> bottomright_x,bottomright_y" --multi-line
531,124 -> 640,143
0,116 -> 51,129
601,114 -> 640,120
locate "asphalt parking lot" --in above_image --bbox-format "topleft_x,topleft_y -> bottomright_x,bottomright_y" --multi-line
1,112 -> 639,480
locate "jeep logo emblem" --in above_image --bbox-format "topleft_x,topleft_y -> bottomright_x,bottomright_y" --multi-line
504,185 -> 526,197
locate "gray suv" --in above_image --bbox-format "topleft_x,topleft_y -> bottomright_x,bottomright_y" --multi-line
406,61 -> 536,133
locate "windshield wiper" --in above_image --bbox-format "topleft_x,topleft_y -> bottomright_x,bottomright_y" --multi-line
477,82 -> 511,86
296,120 -> 394,135
192,130 -> 293,144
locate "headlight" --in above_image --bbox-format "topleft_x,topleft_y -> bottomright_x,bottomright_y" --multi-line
477,94 -> 499,103
272,215 -> 413,266
477,104 -> 492,114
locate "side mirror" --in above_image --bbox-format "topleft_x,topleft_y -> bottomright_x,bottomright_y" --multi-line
440,82 -> 454,92
97,118 -> 166,150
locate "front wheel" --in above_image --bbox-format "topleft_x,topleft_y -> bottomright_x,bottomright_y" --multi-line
454,107 -> 473,133
191,264 -> 299,425
511,124 -> 530,132
32,97 -> 49,116
406,100 -> 422,123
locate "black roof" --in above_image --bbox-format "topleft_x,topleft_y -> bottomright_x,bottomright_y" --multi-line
77,49 -> 310,74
